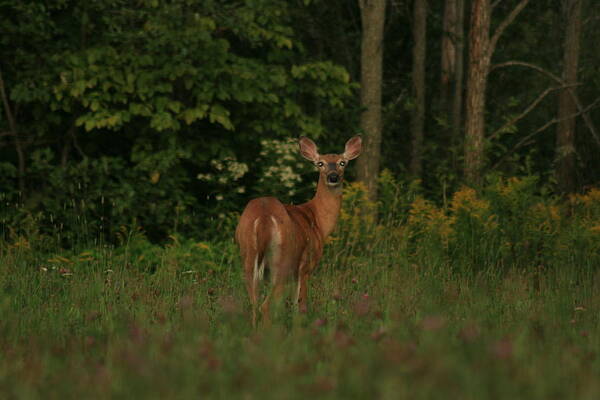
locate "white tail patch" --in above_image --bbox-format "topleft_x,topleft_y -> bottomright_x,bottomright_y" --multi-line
253,218 -> 260,250
269,216 -> 282,283
252,218 -> 266,286
253,254 -> 265,285
295,279 -> 301,304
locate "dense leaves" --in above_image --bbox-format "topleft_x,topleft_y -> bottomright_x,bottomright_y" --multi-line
0,0 -> 355,241
1,0 -> 599,243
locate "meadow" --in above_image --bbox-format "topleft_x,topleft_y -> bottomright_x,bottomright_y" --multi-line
1,176 -> 600,399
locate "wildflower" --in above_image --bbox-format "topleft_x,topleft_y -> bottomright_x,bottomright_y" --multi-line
451,186 -> 490,218
420,315 -> 446,331
408,196 -> 454,245
353,295 -> 371,317
333,329 -> 354,348
490,338 -> 513,360
313,318 -> 327,328
371,328 -> 387,342
458,323 -> 480,342
196,173 -> 213,181
218,295 -> 241,315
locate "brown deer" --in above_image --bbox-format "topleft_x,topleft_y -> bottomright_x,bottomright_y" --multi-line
235,136 -> 362,325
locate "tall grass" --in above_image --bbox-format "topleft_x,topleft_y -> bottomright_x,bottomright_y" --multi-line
1,176 -> 600,398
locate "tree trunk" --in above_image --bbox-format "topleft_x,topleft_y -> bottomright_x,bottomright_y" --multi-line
463,0 -> 530,185
440,0 -> 457,110
0,68 -> 25,194
464,0 -> 491,185
556,0 -> 583,194
451,0 -> 464,143
357,0 -> 386,202
410,0 -> 427,178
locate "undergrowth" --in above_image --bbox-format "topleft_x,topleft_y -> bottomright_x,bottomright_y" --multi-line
1,175 -> 599,398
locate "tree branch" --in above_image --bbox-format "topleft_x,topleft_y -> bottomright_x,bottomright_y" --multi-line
491,60 -> 560,81
0,67 -> 26,193
491,0 -> 504,9
488,84 -> 579,141
70,122 -> 86,159
488,0 -> 530,57
491,60 -> 600,148
0,68 -> 17,135
491,97 -> 600,170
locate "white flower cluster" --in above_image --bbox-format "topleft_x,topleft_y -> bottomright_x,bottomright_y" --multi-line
258,138 -> 305,196
197,156 -> 248,200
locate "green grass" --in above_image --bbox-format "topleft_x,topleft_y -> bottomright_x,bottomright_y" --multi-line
2,178 -> 599,398
1,240 -> 599,399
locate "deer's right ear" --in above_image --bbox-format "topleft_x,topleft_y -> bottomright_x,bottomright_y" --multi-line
299,136 -> 320,162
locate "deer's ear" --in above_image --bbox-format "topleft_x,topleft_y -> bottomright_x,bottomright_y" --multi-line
343,135 -> 362,160
299,136 -> 320,162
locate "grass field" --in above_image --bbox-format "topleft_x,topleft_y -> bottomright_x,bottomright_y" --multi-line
2,180 -> 600,398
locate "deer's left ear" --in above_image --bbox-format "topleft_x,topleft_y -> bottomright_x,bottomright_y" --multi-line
343,135 -> 362,160
299,136 -> 320,162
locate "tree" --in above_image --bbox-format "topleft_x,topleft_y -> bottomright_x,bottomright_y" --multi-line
357,0 -> 386,201
451,0 -> 465,143
440,0 -> 456,110
555,0 -> 583,193
463,0 -> 530,184
439,0 -> 465,152
0,0 -> 355,240
409,0 -> 427,178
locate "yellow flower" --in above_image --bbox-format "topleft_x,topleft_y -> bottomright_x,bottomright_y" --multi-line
408,196 -> 454,246
589,224 -> 600,234
450,187 -> 490,219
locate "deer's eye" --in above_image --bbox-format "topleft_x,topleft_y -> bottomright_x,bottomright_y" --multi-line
317,161 -> 324,167
339,161 -> 346,167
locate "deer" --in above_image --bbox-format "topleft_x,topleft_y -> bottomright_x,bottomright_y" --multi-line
235,135 -> 362,326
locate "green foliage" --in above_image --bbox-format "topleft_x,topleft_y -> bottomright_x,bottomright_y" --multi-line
2,195 -> 600,397
0,0 -> 357,243
1,151 -> 196,246
327,173 -> 600,277
3,172 -> 600,397
2,0 -> 600,246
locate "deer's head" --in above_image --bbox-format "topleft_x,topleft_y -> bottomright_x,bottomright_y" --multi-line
298,136 -> 362,188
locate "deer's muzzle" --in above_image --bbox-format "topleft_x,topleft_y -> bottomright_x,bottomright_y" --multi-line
327,173 -> 340,185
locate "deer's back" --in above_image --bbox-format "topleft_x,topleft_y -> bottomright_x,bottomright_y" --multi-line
236,197 -> 324,271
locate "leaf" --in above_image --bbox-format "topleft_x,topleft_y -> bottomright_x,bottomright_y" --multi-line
167,101 -> 182,113
182,106 -> 208,125
209,104 -> 233,130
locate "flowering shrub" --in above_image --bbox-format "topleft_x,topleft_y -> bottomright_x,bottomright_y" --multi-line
408,196 -> 454,247
329,172 -> 600,275
256,138 -> 314,199
197,156 -> 249,193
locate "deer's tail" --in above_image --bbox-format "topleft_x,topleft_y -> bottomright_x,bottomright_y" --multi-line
251,216 -> 272,285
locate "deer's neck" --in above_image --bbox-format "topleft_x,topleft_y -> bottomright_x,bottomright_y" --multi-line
307,175 -> 343,239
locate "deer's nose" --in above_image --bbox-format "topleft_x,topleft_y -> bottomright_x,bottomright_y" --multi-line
327,173 -> 340,184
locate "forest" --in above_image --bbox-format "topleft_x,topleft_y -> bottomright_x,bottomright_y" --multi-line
1,0 -> 600,398
1,0 -> 599,242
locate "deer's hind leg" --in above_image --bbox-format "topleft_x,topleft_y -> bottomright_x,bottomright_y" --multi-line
296,255 -> 315,314
260,243 -> 296,323
242,250 -> 265,327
